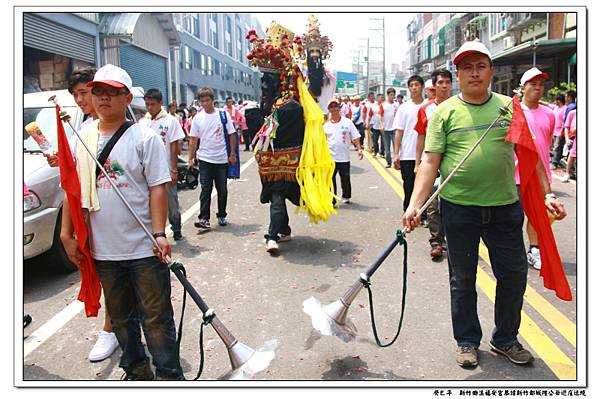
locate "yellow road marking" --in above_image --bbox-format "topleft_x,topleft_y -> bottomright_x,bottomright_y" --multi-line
365,151 -> 576,380
373,154 -> 405,182
364,152 -> 405,198
478,243 -> 576,347
476,267 -> 576,380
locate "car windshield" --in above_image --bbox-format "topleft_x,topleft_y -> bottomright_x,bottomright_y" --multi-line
23,106 -> 77,152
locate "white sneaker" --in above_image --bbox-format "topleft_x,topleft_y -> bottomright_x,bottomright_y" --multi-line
277,233 -> 292,243
342,198 -> 350,204
561,174 -> 570,183
266,239 -> 279,253
89,331 -> 119,362
527,247 -> 542,270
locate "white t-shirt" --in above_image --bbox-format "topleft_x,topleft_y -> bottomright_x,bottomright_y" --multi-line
371,103 -> 384,130
393,100 -> 424,160
350,103 -> 364,125
139,113 -> 185,169
323,116 -> 360,162
364,101 -> 376,126
189,108 -> 236,164
381,101 -> 399,131
86,123 -> 171,260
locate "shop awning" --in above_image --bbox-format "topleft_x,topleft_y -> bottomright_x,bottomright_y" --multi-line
491,38 -> 576,67
569,52 -> 577,65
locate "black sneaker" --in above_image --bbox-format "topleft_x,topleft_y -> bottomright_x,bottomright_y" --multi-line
218,216 -> 228,226
121,363 -> 155,380
194,219 -> 210,229
172,231 -> 183,241
489,341 -> 534,365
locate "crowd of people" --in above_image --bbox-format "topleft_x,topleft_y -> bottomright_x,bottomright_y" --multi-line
39,30 -> 576,379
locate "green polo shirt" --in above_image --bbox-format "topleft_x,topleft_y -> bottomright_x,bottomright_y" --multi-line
425,92 -> 518,207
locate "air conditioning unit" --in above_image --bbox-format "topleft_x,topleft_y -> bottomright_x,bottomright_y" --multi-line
423,63 -> 434,73
503,36 -> 515,49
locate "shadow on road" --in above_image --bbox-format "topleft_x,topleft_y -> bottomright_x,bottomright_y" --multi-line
276,236 -> 362,270
24,256 -> 80,304
321,356 -> 408,380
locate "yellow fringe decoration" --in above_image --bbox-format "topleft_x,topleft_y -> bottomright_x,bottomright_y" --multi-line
295,76 -> 337,223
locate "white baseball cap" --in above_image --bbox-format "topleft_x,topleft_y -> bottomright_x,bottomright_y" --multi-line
453,40 -> 492,66
87,64 -> 133,93
425,79 -> 434,89
520,67 -> 549,86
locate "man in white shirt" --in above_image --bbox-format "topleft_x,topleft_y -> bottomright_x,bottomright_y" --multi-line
350,95 -> 365,147
371,93 -> 386,158
60,64 -> 182,380
381,87 -> 399,168
362,92 -> 376,153
188,87 -> 237,229
323,98 -> 363,204
140,88 -> 185,241
392,74 -> 425,211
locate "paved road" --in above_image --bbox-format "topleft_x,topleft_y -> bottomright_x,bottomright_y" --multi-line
22,148 -> 579,383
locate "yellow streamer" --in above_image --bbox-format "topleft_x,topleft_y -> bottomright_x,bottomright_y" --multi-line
295,76 -> 337,223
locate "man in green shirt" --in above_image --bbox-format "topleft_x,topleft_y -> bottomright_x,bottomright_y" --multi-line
403,41 -> 566,368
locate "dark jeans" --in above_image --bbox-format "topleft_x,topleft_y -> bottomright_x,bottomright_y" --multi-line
383,130 -> 395,166
552,135 -> 565,166
354,123 -> 365,147
427,189 -> 445,245
440,198 -> 528,348
266,191 -> 291,241
332,161 -> 351,202
167,184 -> 181,233
198,160 -> 228,221
372,129 -> 383,155
95,256 -> 182,379
399,160 -> 416,211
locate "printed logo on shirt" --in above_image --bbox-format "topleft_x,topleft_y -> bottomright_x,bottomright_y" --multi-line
97,158 -> 129,190
158,124 -> 169,144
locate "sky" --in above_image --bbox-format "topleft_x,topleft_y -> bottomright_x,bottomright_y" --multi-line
254,12 -> 414,75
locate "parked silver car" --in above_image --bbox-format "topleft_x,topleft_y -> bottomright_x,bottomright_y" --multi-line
23,88 -> 144,273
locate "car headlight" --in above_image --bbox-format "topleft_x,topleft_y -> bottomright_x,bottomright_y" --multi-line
24,190 -> 41,212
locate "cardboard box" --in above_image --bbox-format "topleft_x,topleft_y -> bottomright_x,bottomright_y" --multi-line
39,73 -> 53,89
53,71 -> 66,81
37,60 -> 54,74
54,61 -> 69,74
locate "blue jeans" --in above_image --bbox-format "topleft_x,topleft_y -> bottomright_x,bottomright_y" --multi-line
198,160 -> 228,221
95,256 -> 182,378
265,191 -> 291,241
440,198 -> 528,348
372,129 -> 383,155
354,123 -> 365,147
383,130 -> 395,166
167,184 -> 182,233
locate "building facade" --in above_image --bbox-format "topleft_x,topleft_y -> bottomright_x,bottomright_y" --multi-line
405,12 -> 577,96
99,13 -> 179,101
23,13 -> 100,93
170,13 -> 264,106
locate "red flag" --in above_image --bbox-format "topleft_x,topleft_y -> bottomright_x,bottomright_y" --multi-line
505,96 -> 572,301
56,106 -> 102,316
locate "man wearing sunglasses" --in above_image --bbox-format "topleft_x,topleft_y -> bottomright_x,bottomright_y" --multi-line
60,64 -> 183,380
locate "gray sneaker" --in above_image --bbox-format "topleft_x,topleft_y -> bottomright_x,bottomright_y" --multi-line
456,345 -> 478,367
489,341 -> 534,365
218,216 -> 228,226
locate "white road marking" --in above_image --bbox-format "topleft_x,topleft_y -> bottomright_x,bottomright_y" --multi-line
24,156 -> 256,358
24,299 -> 84,357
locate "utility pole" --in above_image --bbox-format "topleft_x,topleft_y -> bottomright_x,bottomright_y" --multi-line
366,37 -> 370,96
369,17 -> 385,94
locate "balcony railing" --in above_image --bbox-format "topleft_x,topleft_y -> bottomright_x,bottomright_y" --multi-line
506,13 -> 546,31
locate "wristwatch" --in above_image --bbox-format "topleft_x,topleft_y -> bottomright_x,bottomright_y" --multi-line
152,232 -> 167,239
545,193 -> 557,200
